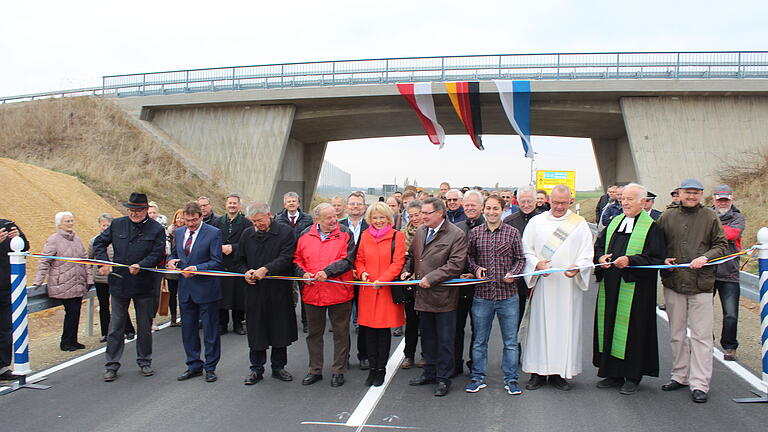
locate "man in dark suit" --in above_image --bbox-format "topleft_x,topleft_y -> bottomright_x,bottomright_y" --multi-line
339,191 -> 370,370
167,202 -> 223,383
401,197 -> 468,397
94,192 -> 166,382
212,193 -> 250,335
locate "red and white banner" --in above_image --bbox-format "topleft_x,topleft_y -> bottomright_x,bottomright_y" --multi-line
396,82 -> 445,148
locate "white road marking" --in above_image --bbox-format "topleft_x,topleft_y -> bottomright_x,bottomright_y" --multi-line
346,338 -> 406,429
301,421 -> 419,430
656,307 -> 767,393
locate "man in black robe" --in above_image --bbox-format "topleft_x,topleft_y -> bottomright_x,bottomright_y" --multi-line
237,201 -> 298,385
212,193 -> 250,335
594,183 -> 666,395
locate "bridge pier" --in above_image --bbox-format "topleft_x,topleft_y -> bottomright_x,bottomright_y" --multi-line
621,96 -> 768,200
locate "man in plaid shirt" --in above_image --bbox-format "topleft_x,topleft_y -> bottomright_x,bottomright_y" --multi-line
465,195 -> 526,395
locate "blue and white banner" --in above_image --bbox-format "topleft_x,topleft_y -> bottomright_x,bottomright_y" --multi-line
495,80 -> 533,159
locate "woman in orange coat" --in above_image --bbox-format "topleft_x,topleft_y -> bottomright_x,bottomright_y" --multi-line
355,202 -> 406,387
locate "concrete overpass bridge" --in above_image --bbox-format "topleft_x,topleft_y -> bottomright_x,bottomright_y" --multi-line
8,51 -> 768,208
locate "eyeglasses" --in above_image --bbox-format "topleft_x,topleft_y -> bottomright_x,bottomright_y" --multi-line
348,202 -> 365,207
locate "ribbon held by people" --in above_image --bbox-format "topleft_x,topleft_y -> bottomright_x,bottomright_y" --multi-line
22,247 -> 755,287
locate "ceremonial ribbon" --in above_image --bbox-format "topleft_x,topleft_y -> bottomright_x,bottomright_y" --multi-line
23,246 -> 756,288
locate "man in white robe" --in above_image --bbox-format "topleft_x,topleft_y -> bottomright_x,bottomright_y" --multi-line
521,184 -> 594,391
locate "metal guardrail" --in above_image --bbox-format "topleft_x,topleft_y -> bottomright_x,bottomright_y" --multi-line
3,51 -> 768,104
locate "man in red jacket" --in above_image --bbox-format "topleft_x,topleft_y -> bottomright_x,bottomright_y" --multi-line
294,203 -> 357,388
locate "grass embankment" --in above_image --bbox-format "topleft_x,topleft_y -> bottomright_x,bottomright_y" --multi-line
0,96 -> 228,215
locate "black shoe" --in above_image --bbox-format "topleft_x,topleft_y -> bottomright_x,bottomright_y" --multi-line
434,381 -> 450,397
620,379 -> 639,395
125,332 -> 136,340
177,369 -> 203,381
99,336 -> 108,343
661,380 -> 688,391
692,389 -> 708,403
170,319 -> 181,327
596,377 -> 624,388
205,370 -> 217,382
302,373 -> 323,386
140,365 -> 154,377
331,373 -> 345,387
525,373 -> 546,390
302,323 -> 308,333
393,327 -> 403,337
244,371 -> 263,385
73,342 -> 86,350
60,344 -> 77,352
233,326 -> 247,335
0,369 -> 18,381
364,369 -> 376,386
409,375 -> 437,386
272,368 -> 293,381
549,375 -> 571,391
372,369 -> 386,387
103,369 -> 117,382
359,358 -> 370,370
219,326 -> 228,335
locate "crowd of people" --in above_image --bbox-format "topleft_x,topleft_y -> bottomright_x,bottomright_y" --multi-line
0,178 -> 744,404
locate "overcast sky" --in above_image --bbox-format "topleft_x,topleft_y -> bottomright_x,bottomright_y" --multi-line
4,1 -> 766,189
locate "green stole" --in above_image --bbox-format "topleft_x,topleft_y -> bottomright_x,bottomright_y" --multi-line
596,211 -> 653,359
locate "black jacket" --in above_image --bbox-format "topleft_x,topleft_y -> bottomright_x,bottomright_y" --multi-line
211,213 -> 250,271
455,215 -> 485,237
274,208 -> 313,238
503,207 -> 543,234
1,220 -> 29,293
339,217 -> 369,245
93,216 -> 166,299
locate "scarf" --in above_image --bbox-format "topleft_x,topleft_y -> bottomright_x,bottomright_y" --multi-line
369,224 -> 392,240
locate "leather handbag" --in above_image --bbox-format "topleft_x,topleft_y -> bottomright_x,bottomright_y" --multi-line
388,231 -> 414,304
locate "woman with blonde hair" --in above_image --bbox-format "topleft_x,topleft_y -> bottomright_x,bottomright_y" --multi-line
354,202 -> 406,386
34,212 -> 93,351
164,209 -> 185,326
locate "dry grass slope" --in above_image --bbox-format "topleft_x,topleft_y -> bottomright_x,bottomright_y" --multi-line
0,96 -> 228,215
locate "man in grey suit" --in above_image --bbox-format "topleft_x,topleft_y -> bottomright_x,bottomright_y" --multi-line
401,197 -> 468,397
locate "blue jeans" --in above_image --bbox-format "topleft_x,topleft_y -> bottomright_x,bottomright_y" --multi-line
714,281 -> 739,350
470,296 -> 520,384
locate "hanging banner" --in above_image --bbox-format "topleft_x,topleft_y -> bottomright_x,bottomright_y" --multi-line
445,81 -> 484,150
495,80 -> 533,158
396,82 -> 445,148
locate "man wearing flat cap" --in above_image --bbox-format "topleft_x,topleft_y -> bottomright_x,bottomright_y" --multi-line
656,179 -> 727,403
94,192 -> 166,382
711,184 -> 744,362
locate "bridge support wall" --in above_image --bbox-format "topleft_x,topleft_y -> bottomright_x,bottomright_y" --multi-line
621,96 -> 768,203
591,136 -> 638,190
150,105 -> 296,204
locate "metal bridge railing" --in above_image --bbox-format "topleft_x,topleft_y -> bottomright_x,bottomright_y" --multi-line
3,51 -> 768,103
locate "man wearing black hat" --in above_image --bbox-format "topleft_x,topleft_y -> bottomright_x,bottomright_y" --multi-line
94,192 -> 166,382
643,192 -> 662,221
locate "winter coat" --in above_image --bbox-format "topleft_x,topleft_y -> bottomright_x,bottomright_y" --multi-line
403,221 -> 468,312
503,207 -> 543,234
211,213 -> 251,310
236,221 -> 298,349
275,208 -> 314,238
0,219 -> 29,294
294,223 -> 357,306
657,203 -> 728,294
714,206 -> 745,282
446,206 -> 467,224
93,216 -> 166,299
354,228 -> 406,328
34,229 -> 93,299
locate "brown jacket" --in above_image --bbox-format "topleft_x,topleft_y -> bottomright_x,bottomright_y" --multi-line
404,220 -> 468,312
657,203 -> 728,295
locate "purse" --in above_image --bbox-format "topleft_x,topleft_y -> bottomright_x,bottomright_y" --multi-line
388,231 -> 414,304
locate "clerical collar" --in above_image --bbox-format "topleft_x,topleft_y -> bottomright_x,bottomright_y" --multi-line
617,216 -> 635,234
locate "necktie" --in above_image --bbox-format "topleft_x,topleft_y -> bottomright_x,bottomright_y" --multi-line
290,215 -> 296,227
425,228 -> 435,245
184,230 -> 195,256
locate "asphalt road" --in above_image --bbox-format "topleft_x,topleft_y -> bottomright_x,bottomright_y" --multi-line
2,282 -> 768,432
